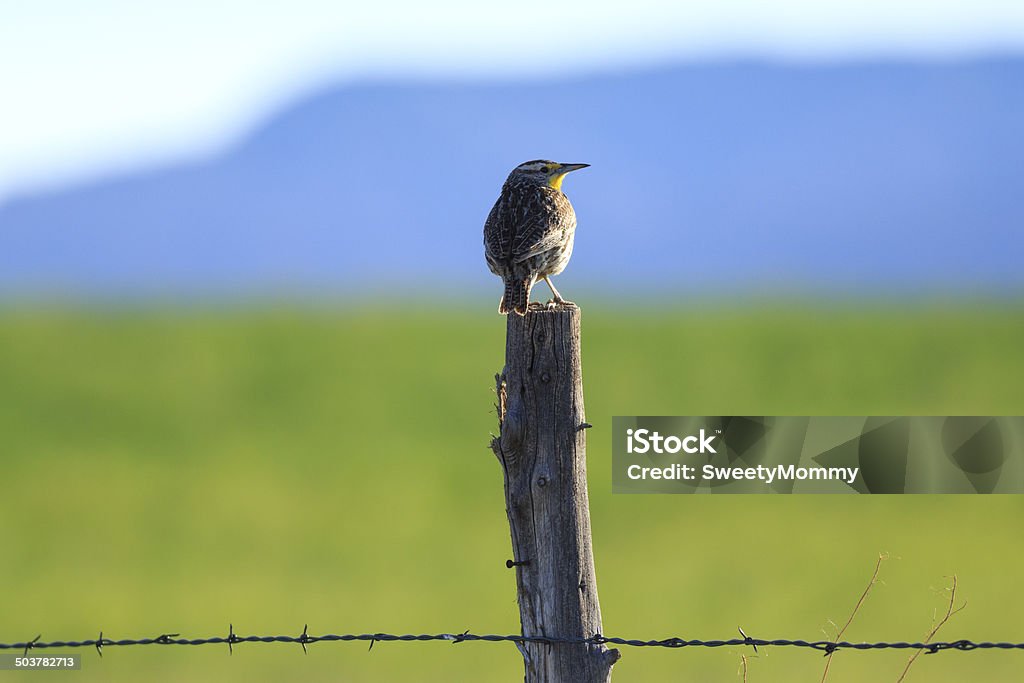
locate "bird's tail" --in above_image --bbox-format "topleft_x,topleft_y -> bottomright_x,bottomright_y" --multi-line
499,277 -> 533,316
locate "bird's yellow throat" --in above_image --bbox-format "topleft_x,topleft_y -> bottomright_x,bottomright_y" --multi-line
548,172 -> 569,191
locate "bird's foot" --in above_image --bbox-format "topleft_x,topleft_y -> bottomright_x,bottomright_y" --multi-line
544,298 -> 575,309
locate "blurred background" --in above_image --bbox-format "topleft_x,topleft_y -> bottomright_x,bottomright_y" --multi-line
1,1 -> 1023,681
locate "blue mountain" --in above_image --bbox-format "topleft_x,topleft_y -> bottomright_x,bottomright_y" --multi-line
2,60 -> 1022,297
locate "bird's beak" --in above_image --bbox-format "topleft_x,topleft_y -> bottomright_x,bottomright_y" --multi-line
558,163 -> 590,173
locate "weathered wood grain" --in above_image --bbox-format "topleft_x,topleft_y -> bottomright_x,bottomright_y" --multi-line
491,303 -> 620,682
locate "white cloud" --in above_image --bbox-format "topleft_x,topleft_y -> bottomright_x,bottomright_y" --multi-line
1,0 -> 1023,200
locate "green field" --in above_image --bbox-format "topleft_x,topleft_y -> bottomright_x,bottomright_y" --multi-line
1,303 -> 1023,682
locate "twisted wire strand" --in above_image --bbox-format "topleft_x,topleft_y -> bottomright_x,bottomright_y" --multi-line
3,630 -> 1023,657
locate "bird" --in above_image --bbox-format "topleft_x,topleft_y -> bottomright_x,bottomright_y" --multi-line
483,159 -> 590,315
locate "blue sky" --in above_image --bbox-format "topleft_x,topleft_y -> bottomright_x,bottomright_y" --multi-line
2,0 -> 1023,201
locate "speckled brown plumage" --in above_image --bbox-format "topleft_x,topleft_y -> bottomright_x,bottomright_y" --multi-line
483,160 -> 587,315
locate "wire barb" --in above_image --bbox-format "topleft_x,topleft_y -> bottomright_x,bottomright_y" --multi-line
738,627 -> 757,653
227,624 -> 241,655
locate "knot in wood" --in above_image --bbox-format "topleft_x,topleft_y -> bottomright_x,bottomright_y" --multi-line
540,371 -> 551,383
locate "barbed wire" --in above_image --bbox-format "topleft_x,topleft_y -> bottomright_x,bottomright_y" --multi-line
2,627 -> 1023,658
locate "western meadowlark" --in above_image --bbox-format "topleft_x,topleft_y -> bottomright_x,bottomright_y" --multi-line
483,159 -> 589,315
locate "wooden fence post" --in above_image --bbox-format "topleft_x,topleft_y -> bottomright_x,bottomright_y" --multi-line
491,304 -> 620,682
